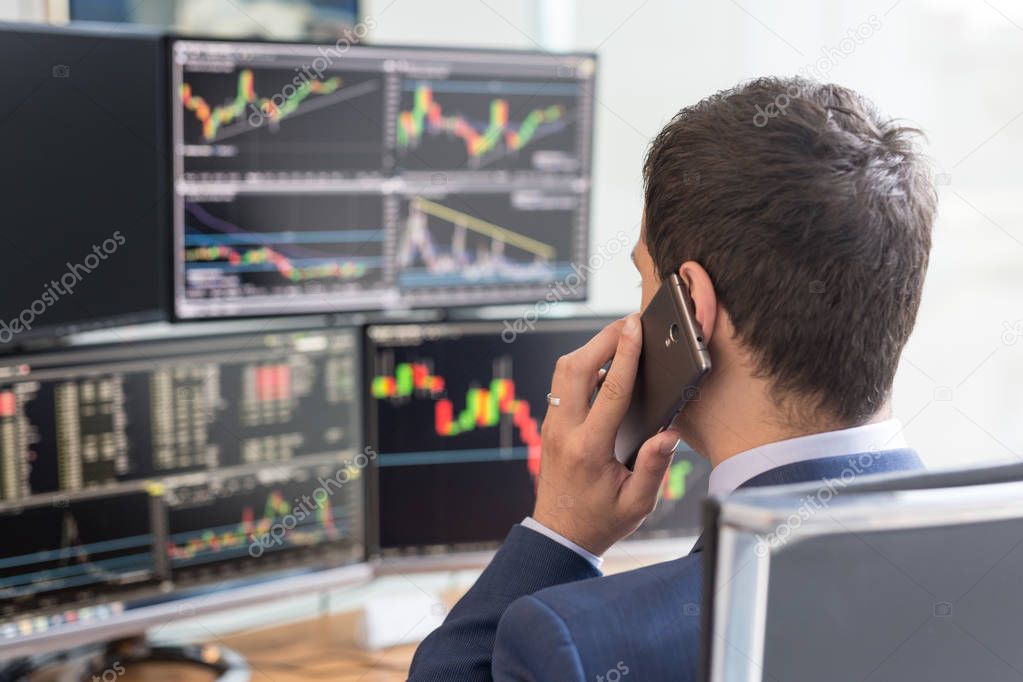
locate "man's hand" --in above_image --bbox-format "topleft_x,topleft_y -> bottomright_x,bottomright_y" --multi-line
532,314 -> 682,556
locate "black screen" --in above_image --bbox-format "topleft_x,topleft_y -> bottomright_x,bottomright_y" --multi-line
365,319 -> 708,555
0,326 -> 364,625
0,25 -> 168,342
171,40 -> 595,318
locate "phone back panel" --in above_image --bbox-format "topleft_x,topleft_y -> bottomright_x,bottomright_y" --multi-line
613,275 -> 710,466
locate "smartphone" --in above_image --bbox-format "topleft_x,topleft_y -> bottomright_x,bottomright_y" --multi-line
612,273 -> 712,469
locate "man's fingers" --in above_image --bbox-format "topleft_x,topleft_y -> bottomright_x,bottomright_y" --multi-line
619,429 -> 682,518
545,318 -> 626,425
586,313 -> 642,443
570,317 -> 626,382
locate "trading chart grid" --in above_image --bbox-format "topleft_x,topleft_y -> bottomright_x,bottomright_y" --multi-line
171,41 -> 596,318
0,328 -> 365,621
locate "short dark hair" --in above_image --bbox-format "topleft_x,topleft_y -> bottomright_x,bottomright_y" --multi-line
643,77 -> 936,426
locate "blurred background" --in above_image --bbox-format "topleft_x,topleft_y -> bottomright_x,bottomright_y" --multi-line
386,0 -> 1023,473
2,1 -> 1021,678
365,0 -> 1023,472
5,0 -> 1021,468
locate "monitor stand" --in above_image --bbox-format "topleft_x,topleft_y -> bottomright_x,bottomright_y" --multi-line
3,636 -> 250,682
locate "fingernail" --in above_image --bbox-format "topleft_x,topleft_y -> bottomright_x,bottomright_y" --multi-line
663,436 -> 681,455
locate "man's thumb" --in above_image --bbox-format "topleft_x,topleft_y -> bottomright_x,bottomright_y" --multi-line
621,429 -> 682,515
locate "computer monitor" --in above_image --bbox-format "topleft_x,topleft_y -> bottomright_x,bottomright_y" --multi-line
170,39 -> 596,319
0,325 -> 368,657
0,24 -> 170,344
364,318 -> 708,558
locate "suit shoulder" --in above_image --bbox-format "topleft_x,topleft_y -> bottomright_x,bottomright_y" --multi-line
538,551 -> 703,617
494,594 -> 587,681
496,553 -> 705,681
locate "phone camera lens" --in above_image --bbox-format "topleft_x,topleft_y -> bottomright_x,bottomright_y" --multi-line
668,323 -> 681,344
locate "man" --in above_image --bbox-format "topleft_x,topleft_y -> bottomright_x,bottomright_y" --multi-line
408,77 -> 936,681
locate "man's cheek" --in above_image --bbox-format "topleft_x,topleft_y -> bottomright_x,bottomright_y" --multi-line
641,281 -> 657,310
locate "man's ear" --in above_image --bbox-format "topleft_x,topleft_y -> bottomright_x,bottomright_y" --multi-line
678,261 -> 716,342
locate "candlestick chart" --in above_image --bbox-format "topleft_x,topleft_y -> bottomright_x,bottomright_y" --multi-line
395,79 -> 583,172
178,66 -> 385,175
371,361 -> 544,484
166,470 -> 362,575
367,319 -> 711,550
367,322 -> 594,551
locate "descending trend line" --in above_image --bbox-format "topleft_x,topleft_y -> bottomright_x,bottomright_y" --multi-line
167,490 -> 336,561
396,84 -> 565,160
372,362 -> 543,483
185,244 -> 369,282
397,198 -> 556,284
411,198 -> 554,259
180,69 -> 343,141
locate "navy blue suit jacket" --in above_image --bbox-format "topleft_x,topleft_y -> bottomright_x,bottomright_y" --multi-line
408,449 -> 923,681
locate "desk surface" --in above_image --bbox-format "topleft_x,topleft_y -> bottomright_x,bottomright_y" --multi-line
118,610 -> 415,681
106,539 -> 689,680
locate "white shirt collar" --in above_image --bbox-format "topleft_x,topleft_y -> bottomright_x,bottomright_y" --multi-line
706,419 -> 908,497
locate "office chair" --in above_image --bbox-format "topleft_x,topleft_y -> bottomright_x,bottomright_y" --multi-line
701,461 -> 1023,681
